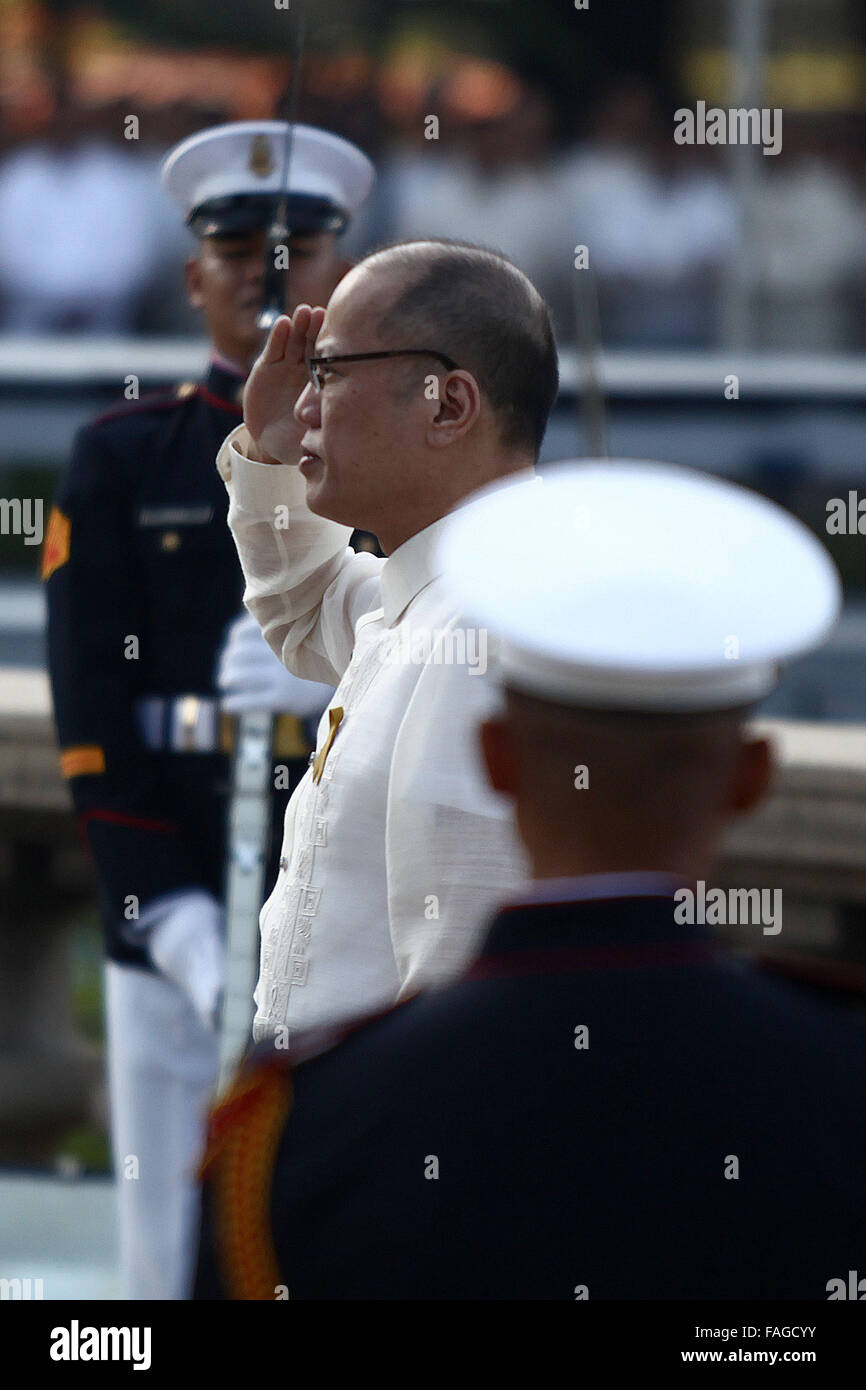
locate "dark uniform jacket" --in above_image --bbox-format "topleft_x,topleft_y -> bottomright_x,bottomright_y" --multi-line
45,360 -> 273,969
195,885 -> 866,1300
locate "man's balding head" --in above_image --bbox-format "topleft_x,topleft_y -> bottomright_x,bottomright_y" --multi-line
365,240 -> 558,457
292,239 -> 558,550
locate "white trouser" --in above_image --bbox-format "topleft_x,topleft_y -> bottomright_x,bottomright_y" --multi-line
105,960 -> 219,1300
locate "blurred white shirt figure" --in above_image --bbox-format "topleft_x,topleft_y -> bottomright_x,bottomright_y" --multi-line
560,147 -> 738,345
0,134 -> 160,332
749,153 -> 863,350
385,78 -> 567,328
557,79 -> 738,346
388,151 -> 564,314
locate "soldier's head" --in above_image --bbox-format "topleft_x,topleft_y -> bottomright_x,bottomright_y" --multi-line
162,121 -> 374,369
481,695 -> 772,885
437,460 -> 840,885
186,227 -> 347,369
292,240 -> 559,552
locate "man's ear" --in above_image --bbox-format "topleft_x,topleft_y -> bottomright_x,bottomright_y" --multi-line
185,255 -> 204,310
426,370 -> 481,449
727,736 -> 773,815
479,716 -> 519,797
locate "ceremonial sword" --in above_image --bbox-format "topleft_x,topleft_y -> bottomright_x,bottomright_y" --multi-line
218,3 -> 308,1092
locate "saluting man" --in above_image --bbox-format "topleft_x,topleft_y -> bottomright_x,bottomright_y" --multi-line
43,120 -> 374,1300
212,242 -> 559,1041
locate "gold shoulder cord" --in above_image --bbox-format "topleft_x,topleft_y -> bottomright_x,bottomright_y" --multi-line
206,1063 -> 294,1300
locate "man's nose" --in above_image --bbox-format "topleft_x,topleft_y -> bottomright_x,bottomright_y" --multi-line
294,381 -> 320,427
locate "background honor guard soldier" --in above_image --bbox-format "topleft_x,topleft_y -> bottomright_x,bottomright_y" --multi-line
44,120 -> 374,1301
196,463 -> 866,1301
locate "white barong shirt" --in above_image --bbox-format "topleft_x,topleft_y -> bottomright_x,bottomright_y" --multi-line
217,424 -> 528,1037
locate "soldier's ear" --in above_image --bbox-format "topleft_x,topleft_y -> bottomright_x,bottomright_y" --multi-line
727,736 -> 773,816
185,255 -> 204,309
479,717 -> 519,797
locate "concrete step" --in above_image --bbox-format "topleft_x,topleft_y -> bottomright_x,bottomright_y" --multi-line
0,1170 -> 119,1300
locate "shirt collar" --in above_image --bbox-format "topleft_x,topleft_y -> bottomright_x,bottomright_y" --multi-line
469,873 -> 716,981
210,349 -> 249,378
379,513 -> 455,627
379,469 -> 537,628
515,870 -> 689,906
204,354 -> 247,411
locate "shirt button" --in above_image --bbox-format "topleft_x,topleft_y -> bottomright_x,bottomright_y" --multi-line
279,856 -> 288,870
307,751 -> 317,767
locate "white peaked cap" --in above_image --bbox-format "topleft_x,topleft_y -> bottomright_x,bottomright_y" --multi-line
161,121 -> 375,229
437,461 -> 842,711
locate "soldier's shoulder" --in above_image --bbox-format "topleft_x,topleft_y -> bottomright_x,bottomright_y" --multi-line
200,1007 -> 400,1182
200,1054 -> 293,1178
85,381 -> 203,435
753,949 -> 866,1014
257,999 -> 411,1075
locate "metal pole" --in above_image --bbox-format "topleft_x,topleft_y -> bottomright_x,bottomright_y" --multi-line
572,267 -> 609,459
218,709 -> 275,1091
721,0 -> 769,348
219,1 -> 308,1091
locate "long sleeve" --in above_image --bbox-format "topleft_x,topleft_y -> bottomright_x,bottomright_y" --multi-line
45,425 -> 203,957
217,424 -> 384,686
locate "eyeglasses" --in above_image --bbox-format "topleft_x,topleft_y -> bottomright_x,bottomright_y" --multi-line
306,349 -> 459,392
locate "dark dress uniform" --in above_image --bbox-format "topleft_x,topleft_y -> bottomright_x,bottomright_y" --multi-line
44,359 -> 304,967
195,884 -> 866,1301
41,113 -> 377,1301
44,358 -> 315,1301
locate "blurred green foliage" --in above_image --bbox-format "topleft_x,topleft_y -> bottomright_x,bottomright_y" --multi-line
0,464 -> 57,575
57,916 -> 110,1174
70,916 -> 106,1047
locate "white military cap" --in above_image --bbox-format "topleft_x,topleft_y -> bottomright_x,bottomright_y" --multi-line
161,121 -> 374,237
439,460 -> 841,711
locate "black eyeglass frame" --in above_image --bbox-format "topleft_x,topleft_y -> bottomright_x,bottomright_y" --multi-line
306,349 -> 459,391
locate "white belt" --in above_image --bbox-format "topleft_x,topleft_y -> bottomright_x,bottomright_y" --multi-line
135,695 -> 221,753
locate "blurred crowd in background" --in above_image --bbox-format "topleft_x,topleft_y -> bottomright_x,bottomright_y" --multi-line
0,0 -> 863,350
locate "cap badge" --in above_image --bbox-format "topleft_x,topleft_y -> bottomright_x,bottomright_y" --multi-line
249,135 -> 274,179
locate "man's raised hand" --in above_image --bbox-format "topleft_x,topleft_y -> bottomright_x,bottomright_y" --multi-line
243,305 -> 326,464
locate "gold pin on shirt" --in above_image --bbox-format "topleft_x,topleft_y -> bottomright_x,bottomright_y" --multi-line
311,707 -> 343,784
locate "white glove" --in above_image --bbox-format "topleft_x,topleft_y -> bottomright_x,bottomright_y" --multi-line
217,611 -> 334,716
147,890 -> 225,1032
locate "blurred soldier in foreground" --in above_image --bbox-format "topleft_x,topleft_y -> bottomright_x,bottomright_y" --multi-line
44,121 -> 373,1299
196,462 -> 866,1299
